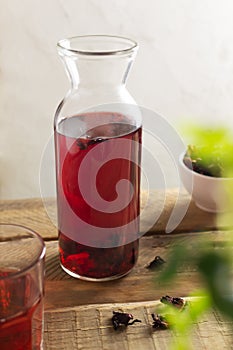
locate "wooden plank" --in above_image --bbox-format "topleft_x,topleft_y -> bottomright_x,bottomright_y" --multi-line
44,231 -> 229,310
0,190 -> 217,240
43,300 -> 233,350
0,198 -> 57,239
141,189 -> 217,234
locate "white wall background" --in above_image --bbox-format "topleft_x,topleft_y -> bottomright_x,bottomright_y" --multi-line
1,0 -> 233,199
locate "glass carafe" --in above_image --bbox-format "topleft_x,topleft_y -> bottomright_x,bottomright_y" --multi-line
54,35 -> 142,281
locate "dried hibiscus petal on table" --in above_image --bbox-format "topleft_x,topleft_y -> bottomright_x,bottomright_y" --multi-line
160,295 -> 187,310
151,313 -> 169,330
111,311 -> 141,330
151,295 -> 187,330
146,256 -> 166,270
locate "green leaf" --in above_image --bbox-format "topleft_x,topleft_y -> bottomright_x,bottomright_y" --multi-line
158,244 -> 190,283
198,251 -> 233,319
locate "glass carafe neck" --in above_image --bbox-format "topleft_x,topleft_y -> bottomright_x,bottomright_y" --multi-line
57,35 -> 138,90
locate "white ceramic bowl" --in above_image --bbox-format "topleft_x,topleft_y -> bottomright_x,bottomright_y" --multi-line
179,152 -> 232,213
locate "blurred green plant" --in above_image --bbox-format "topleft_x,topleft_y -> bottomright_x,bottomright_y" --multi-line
182,124 -> 233,178
157,125 -> 233,349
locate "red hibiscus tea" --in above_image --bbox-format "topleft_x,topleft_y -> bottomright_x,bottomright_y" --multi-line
0,224 -> 45,350
0,270 -> 43,350
55,113 -> 142,280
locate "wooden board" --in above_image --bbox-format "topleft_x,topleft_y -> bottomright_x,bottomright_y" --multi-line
0,190 -> 217,240
44,231 -> 229,310
44,300 -> 233,350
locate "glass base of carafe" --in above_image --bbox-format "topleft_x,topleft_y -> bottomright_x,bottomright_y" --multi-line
60,263 -> 135,282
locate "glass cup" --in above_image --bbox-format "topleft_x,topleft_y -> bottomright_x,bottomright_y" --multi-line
0,224 -> 46,350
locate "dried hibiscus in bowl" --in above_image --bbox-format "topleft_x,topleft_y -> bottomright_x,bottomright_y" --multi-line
183,145 -> 224,177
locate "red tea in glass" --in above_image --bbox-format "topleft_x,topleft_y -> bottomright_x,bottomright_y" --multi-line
0,224 -> 45,350
55,113 -> 141,280
0,271 -> 43,350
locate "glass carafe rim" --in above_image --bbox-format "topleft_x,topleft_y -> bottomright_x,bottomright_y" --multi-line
57,35 -> 138,57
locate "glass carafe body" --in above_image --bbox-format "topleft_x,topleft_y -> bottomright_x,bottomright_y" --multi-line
54,35 -> 142,281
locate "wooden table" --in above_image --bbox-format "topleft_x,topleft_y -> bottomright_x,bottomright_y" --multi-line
1,190 -> 233,349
